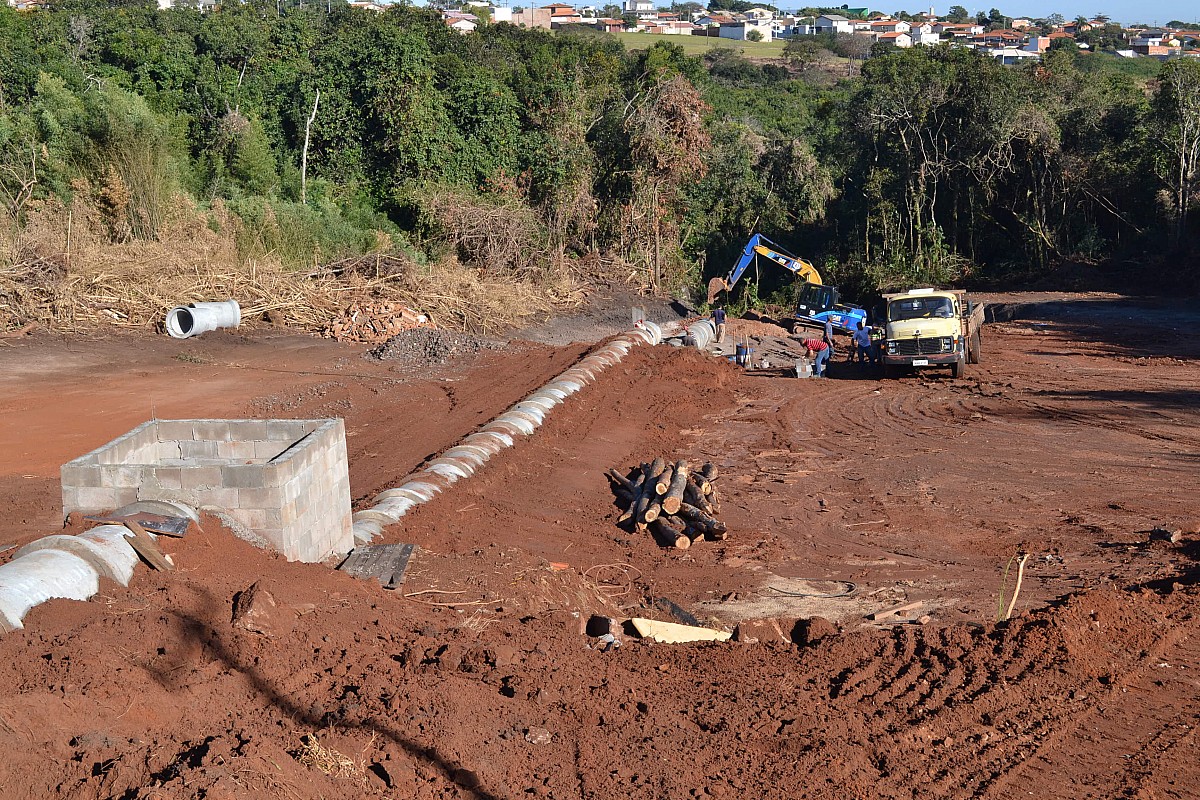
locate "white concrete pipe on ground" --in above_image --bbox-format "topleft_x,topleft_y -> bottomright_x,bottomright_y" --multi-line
350,321 -> 666,545
165,300 -> 241,339
14,527 -> 139,586
687,319 -> 716,350
0,502 -> 193,635
114,500 -> 200,524
0,550 -> 101,633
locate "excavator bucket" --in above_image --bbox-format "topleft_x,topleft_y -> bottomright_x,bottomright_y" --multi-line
706,277 -> 729,305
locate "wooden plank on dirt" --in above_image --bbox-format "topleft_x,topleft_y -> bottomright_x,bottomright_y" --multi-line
630,618 -> 732,644
866,600 -> 924,621
122,521 -> 174,572
338,543 -> 417,589
868,614 -> 932,628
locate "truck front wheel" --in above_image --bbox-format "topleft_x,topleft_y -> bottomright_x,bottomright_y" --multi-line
883,364 -> 903,379
950,356 -> 964,378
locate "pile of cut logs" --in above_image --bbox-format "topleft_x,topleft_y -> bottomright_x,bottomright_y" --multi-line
606,459 -> 726,549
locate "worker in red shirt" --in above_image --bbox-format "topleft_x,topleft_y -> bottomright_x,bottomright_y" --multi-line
802,337 -> 830,377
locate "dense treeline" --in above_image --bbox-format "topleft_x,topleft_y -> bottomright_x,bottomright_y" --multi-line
0,2 -> 1197,311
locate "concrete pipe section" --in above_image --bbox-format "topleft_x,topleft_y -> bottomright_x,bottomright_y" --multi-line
687,319 -> 716,350
351,321 -> 666,545
0,502 -> 190,635
165,299 -> 241,339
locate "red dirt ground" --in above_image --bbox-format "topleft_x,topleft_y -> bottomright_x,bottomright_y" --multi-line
0,292 -> 1198,799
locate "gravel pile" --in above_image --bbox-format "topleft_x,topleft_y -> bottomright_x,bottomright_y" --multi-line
367,329 -> 504,365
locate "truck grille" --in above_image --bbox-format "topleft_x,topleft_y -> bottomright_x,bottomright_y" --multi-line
894,337 -> 944,356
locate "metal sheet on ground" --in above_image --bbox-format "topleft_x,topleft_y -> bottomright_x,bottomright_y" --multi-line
338,543 -> 416,589
85,512 -> 191,537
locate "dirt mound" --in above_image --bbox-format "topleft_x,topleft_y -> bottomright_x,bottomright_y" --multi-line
726,316 -> 792,338
2,510 -> 1196,800
3,292 -> 1200,799
514,291 -> 691,346
367,329 -> 505,366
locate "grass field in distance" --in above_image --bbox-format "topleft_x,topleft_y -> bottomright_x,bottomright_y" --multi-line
612,31 -> 788,58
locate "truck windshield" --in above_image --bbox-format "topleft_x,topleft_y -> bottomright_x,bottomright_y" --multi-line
889,297 -> 955,321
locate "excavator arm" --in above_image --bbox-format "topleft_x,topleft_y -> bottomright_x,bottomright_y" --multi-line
706,234 -> 823,303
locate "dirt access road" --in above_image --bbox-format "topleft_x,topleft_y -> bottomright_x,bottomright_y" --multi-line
0,292 -> 1197,800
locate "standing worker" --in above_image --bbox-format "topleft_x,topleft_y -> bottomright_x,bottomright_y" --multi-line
712,305 -> 727,345
801,336 -> 830,377
852,321 -> 874,364
824,317 -> 837,362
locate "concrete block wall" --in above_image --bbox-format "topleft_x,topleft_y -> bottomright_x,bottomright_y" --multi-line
61,419 -> 353,563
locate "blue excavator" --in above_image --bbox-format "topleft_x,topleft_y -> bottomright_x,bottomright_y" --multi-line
706,234 -> 868,333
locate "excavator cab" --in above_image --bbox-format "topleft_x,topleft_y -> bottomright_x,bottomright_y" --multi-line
794,283 -> 867,332
796,284 -> 837,318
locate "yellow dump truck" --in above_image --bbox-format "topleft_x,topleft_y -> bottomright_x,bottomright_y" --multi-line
881,288 -> 983,378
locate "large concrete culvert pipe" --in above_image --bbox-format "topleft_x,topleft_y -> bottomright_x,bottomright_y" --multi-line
351,321 -> 666,545
686,319 -> 716,350
165,300 -> 241,339
0,502 -> 188,635
0,550 -> 100,634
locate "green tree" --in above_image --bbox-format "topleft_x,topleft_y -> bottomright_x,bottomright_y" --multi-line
229,114 -> 279,196
784,36 -> 833,71
945,4 -> 969,22
1155,59 -> 1200,249
462,4 -> 492,23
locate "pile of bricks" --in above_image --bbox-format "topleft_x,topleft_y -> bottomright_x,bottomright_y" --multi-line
323,301 -> 429,343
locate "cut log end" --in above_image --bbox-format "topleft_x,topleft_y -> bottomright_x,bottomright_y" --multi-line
655,465 -> 674,496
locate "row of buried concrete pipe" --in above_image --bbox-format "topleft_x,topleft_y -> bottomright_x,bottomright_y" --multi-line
349,320 -> 691,545
0,500 -> 198,634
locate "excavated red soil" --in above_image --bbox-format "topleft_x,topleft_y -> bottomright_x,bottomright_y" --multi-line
0,293 -> 1199,800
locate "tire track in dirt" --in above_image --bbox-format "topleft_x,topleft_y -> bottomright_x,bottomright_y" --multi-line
757,590 -> 1195,800
977,617 -> 1200,799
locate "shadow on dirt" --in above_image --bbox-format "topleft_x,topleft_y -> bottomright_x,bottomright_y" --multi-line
1032,388 -> 1200,410
1136,539 -> 1200,594
148,591 -> 507,800
985,296 -> 1200,361
980,387 -> 1200,439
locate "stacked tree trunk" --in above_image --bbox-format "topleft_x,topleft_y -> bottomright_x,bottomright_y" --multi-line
606,460 -> 726,549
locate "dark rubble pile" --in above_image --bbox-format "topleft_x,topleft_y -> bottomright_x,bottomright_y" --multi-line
367,329 -> 504,365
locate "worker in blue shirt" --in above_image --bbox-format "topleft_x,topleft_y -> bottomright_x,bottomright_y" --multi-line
712,306 -> 726,344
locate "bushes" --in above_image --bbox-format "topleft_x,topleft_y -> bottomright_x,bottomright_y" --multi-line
223,195 -> 407,270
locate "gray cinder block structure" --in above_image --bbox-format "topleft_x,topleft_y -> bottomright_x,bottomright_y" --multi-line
61,419 -> 353,563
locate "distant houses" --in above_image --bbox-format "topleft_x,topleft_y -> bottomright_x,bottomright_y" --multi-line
5,0 -> 1200,64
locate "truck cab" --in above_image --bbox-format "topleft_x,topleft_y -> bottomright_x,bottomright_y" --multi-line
882,288 -> 983,378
